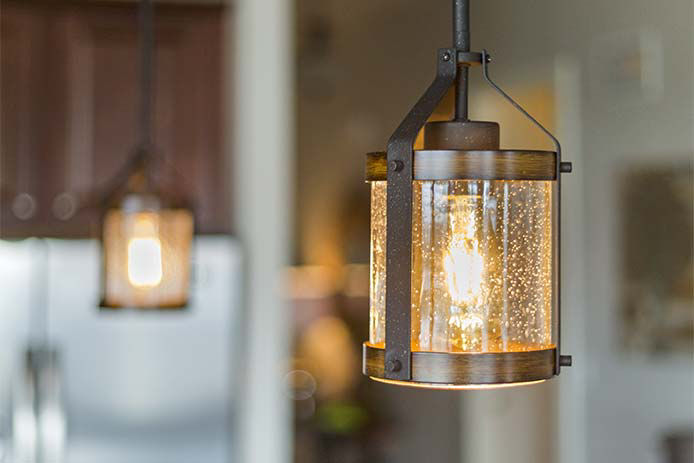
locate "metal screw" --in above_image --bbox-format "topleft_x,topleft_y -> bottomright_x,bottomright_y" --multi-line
485,54 -> 492,63
559,355 -> 572,367
390,160 -> 404,172
385,359 -> 402,372
560,161 -> 573,173
442,52 -> 451,62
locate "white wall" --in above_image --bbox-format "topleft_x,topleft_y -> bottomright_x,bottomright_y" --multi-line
574,1 -> 694,461
229,0 -> 294,461
0,237 -> 242,463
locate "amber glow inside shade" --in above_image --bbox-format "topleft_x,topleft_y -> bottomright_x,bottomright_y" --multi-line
102,207 -> 193,308
370,179 -> 555,353
369,377 -> 547,390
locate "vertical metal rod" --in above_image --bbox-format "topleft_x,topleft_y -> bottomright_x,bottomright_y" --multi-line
138,0 -> 154,151
384,50 -> 457,381
453,0 -> 470,49
453,0 -> 469,121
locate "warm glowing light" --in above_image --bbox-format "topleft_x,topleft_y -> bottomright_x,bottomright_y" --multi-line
444,195 -> 485,307
369,377 -> 546,390
369,180 -> 554,353
444,194 -> 489,351
102,204 -> 193,308
127,237 -> 163,287
126,214 -> 163,287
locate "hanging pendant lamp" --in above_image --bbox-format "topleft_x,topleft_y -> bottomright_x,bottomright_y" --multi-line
99,0 -> 194,309
363,0 -> 573,389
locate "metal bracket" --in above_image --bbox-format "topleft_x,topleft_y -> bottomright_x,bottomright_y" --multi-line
457,51 -> 484,66
384,49 -> 457,381
481,50 -> 561,155
481,49 -> 570,373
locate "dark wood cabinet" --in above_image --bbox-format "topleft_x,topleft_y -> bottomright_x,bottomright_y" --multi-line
1,1 -> 228,238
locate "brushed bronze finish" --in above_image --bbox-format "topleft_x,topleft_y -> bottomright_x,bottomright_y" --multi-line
366,150 -> 557,182
363,343 -> 556,385
365,152 -> 388,181
423,120 -> 500,150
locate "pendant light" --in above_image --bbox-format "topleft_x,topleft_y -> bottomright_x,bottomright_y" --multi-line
363,0 -> 573,389
99,0 -> 194,309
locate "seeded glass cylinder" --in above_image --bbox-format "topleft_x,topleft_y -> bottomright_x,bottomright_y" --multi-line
369,181 -> 388,346
102,195 -> 194,308
369,179 -> 555,352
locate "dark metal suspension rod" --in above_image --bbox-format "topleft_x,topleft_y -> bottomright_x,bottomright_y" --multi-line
453,0 -> 470,121
453,0 -> 470,49
138,0 -> 154,152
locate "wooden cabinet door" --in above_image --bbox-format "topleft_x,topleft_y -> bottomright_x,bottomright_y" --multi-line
1,3 -> 64,236
1,1 -> 228,238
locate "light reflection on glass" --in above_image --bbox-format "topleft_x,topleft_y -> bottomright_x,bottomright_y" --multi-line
369,179 -> 554,353
369,377 -> 546,390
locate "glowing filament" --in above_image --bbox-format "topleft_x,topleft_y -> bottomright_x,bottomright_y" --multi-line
126,215 -> 163,287
444,235 -> 484,306
444,194 -> 488,351
444,195 -> 485,306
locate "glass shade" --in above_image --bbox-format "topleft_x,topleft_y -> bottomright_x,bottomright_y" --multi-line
101,195 -> 194,308
369,179 -> 555,353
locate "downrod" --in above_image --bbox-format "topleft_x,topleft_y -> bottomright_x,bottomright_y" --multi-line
453,0 -> 470,121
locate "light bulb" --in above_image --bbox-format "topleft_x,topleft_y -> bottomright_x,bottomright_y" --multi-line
126,214 -> 163,287
444,194 -> 489,351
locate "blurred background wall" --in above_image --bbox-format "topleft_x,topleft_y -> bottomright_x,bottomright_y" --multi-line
464,1 -> 693,463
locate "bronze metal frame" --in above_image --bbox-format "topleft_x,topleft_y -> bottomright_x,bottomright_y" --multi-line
364,344 -> 556,386
367,150 -> 558,181
384,49 -> 457,380
366,0 -> 573,387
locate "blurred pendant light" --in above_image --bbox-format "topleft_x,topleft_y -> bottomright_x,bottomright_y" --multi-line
100,0 -> 193,309
363,0 -> 574,389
